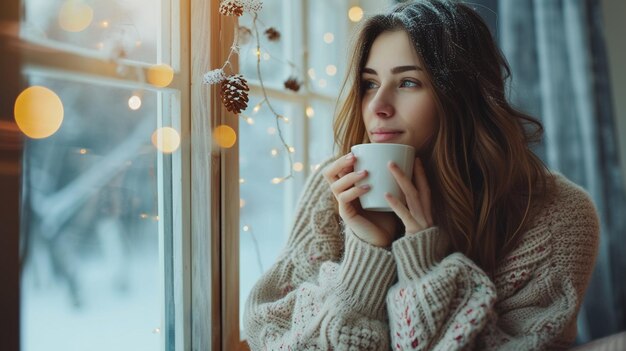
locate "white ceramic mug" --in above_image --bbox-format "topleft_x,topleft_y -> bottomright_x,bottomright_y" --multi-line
350,143 -> 415,212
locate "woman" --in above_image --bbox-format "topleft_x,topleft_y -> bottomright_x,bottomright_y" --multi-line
244,0 -> 600,349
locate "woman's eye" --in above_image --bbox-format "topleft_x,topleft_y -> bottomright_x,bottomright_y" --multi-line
400,80 -> 421,88
362,80 -> 378,90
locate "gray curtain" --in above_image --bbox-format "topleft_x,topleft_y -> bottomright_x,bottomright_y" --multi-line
496,0 -> 626,343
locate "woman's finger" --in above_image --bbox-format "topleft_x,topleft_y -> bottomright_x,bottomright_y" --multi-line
323,153 -> 356,184
330,170 -> 368,196
388,160 -> 431,227
337,184 -> 371,204
388,161 -> 420,207
384,192 -> 421,232
413,158 -> 433,226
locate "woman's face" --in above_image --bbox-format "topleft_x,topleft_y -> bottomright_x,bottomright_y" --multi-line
361,30 -> 438,153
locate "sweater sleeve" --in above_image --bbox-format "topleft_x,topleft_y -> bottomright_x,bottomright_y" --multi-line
386,185 -> 600,350
243,161 -> 398,350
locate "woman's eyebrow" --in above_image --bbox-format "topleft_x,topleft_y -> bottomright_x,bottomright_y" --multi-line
362,65 -> 423,75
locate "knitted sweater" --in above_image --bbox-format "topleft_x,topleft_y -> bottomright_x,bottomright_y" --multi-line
243,160 -> 600,350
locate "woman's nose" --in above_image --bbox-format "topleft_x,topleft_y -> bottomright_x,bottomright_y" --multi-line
369,89 -> 395,119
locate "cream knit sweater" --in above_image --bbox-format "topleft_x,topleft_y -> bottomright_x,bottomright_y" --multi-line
243,160 -> 600,350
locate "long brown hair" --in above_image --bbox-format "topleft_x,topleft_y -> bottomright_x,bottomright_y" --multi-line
333,0 -> 556,275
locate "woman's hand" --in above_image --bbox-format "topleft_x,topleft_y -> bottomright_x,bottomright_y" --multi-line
323,152 -> 399,247
385,157 -> 434,235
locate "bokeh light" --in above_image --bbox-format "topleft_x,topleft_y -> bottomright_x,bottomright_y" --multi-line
323,32 -> 334,44
349,6 -> 364,22
14,86 -> 64,139
326,65 -> 337,76
58,0 -> 94,32
128,95 -> 142,110
151,127 -> 181,153
147,64 -> 174,88
213,125 -> 237,148
293,162 -> 304,172
306,106 -> 315,118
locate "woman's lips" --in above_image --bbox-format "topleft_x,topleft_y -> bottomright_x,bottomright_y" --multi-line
370,132 -> 404,142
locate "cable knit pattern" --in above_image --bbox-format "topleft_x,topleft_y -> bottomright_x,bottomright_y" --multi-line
243,158 -> 600,351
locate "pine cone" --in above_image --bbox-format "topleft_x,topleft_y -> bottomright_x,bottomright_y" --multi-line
220,75 -> 250,114
219,0 -> 244,16
284,76 -> 301,92
265,27 -> 281,42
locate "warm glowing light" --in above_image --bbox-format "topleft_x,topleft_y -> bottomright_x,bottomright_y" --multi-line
281,116 -> 290,123
271,149 -> 278,157
240,199 -> 246,208
271,177 -> 284,184
293,162 -> 304,172
308,68 -> 316,79
318,79 -> 327,88
326,65 -> 337,76
140,213 -> 149,219
288,146 -> 295,153
147,64 -> 174,88
323,32 -> 335,44
213,125 -> 237,148
267,127 -> 276,135
349,6 -> 364,22
151,127 -> 181,153
255,49 -> 261,57
100,20 -> 109,28
79,148 -> 87,154
14,86 -> 64,139
239,178 -> 245,184
153,215 -> 160,221
246,117 -> 255,125
128,95 -> 142,110
153,328 -> 161,334
306,106 -> 315,118
243,225 -> 250,232
253,104 -> 261,113
58,0 -> 94,33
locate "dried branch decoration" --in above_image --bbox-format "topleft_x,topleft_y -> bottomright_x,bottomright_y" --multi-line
205,0 -> 302,181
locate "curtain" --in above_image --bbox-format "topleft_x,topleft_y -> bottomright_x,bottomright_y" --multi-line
497,0 -> 626,343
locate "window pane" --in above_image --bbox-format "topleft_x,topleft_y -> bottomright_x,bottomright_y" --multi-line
19,75 -> 177,351
22,0 -> 161,64
308,100 -> 336,166
307,0 -> 347,94
239,96 -> 295,333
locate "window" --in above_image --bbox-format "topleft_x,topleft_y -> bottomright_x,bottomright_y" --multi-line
18,0 -> 193,349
